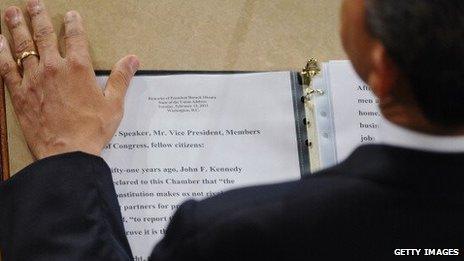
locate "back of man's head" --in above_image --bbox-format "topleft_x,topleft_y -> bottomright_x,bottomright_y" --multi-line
365,0 -> 464,127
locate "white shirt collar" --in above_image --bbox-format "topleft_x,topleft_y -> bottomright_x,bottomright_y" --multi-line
379,118 -> 464,153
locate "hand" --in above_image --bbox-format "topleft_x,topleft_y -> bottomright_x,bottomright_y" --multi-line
0,0 -> 139,159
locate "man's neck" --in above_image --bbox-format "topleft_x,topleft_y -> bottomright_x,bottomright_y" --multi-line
380,100 -> 464,136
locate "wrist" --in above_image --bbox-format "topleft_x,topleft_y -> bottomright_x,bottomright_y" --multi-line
32,143 -> 102,160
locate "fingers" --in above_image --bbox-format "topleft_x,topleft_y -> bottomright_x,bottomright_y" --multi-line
4,6 -> 39,72
0,35 -> 22,93
105,55 -> 140,105
64,11 -> 90,63
26,0 -> 59,60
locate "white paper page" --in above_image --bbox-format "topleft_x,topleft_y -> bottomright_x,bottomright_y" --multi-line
100,72 -> 301,259
326,61 -> 382,162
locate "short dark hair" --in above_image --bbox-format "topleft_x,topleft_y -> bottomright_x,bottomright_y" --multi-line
365,0 -> 464,127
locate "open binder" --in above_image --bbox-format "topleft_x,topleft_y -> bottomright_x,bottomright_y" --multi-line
1,58 -> 377,181
0,59 -> 315,180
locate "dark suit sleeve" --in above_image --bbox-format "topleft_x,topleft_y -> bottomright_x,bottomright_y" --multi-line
0,152 -> 133,261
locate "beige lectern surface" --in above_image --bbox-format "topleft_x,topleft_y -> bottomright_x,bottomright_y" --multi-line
1,0 -> 345,175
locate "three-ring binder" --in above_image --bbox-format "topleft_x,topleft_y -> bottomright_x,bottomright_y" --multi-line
300,58 -> 323,151
298,58 -> 337,172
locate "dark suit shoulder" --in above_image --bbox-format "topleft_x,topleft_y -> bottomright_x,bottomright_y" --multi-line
193,164 -> 383,230
151,180 -> 304,260
151,145 -> 464,260
152,162 -> 390,260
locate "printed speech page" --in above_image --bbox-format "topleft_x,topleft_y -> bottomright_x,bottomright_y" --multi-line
326,61 -> 382,162
100,72 -> 302,259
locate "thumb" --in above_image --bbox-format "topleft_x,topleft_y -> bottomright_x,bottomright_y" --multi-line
105,55 -> 140,103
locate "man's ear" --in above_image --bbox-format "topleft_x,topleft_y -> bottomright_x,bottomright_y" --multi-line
367,42 -> 399,99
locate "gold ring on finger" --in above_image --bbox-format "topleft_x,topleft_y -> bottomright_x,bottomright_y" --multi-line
17,51 -> 39,69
